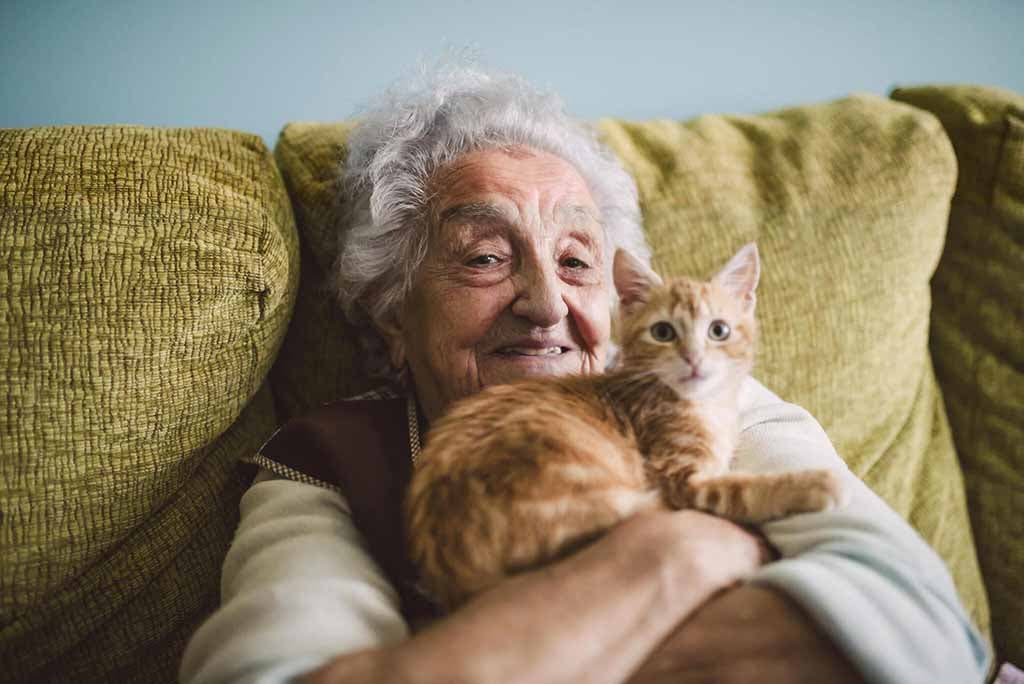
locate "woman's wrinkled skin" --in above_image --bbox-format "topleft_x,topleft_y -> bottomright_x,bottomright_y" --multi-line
375,146 -> 613,421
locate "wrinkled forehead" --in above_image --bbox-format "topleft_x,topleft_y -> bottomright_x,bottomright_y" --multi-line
428,147 -> 602,233
436,200 -> 603,250
432,146 -> 596,203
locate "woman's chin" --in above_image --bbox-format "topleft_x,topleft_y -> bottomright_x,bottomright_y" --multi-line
479,350 -> 586,384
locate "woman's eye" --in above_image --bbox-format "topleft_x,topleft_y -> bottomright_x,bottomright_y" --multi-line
650,321 -> 677,342
708,320 -> 731,341
467,254 -> 502,267
562,256 -> 589,269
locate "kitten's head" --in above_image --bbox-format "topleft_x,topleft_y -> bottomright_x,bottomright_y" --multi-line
612,244 -> 760,400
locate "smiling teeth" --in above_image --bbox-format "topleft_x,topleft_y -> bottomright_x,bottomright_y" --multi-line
504,347 -> 564,356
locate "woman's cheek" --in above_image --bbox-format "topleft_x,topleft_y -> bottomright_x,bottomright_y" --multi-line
445,285 -> 513,344
568,286 -> 612,353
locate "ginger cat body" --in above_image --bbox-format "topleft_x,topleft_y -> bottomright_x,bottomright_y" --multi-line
405,244 -> 847,610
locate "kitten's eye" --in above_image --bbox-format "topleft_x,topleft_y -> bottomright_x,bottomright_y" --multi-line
708,320 -> 731,341
650,322 -> 677,342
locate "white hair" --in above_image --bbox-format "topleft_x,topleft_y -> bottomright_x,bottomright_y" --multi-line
331,58 -> 650,375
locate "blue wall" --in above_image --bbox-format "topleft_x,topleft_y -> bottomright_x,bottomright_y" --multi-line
2,0 -> 1022,148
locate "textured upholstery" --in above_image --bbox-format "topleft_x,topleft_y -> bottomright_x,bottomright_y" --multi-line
268,121 -> 372,418
892,85 -> 1024,666
0,126 -> 299,682
271,95 -> 990,639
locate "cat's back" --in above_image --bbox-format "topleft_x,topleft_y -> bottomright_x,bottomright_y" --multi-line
407,373 -> 658,609
420,374 -> 638,479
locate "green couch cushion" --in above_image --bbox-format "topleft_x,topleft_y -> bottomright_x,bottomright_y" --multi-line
269,121 -> 369,417
271,95 -> 989,640
892,84 -> 1024,666
0,126 -> 299,682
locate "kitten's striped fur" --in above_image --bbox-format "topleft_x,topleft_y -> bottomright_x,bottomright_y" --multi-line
405,244 -> 847,610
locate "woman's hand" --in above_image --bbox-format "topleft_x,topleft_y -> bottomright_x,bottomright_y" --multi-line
624,512 -> 864,684
656,509 -> 777,600
306,508 -> 773,684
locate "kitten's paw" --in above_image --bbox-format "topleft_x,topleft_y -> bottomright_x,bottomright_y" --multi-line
801,469 -> 850,512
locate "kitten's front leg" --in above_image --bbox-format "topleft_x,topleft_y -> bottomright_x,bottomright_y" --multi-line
687,469 -> 850,523
645,435 -> 730,510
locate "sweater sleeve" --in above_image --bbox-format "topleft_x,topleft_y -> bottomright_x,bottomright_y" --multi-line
178,470 -> 409,684
736,377 -> 991,684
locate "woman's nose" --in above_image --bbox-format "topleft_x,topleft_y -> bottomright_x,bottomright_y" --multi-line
511,262 -> 569,327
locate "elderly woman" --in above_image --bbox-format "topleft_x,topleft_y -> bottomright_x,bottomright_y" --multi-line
180,64 -> 988,684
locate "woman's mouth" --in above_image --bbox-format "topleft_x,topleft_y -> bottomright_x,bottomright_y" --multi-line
497,346 -> 568,356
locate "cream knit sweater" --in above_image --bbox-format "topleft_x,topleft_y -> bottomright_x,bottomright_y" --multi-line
180,378 -> 989,684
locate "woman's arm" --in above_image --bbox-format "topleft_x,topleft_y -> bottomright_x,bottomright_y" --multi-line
178,471 -> 410,683
308,508 -> 769,684
628,378 -> 988,684
180,470 -> 769,684
627,584 -> 864,684
309,507 -> 770,684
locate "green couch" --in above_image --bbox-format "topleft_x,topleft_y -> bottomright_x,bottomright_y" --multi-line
1,84 -> 1020,682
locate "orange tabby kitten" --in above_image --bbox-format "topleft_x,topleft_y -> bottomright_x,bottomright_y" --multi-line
405,243 -> 847,610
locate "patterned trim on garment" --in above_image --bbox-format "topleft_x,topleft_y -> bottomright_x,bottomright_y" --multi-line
241,384 -> 405,493
348,385 -> 401,401
245,451 -> 344,494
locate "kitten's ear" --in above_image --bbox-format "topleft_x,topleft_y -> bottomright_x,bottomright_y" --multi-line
614,249 -> 663,314
713,243 -> 760,313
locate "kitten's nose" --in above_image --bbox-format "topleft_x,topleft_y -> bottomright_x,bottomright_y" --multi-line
682,352 -> 702,371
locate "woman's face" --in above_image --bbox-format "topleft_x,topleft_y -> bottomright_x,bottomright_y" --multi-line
382,146 -> 613,421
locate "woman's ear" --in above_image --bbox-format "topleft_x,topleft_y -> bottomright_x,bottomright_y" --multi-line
373,310 -> 407,370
